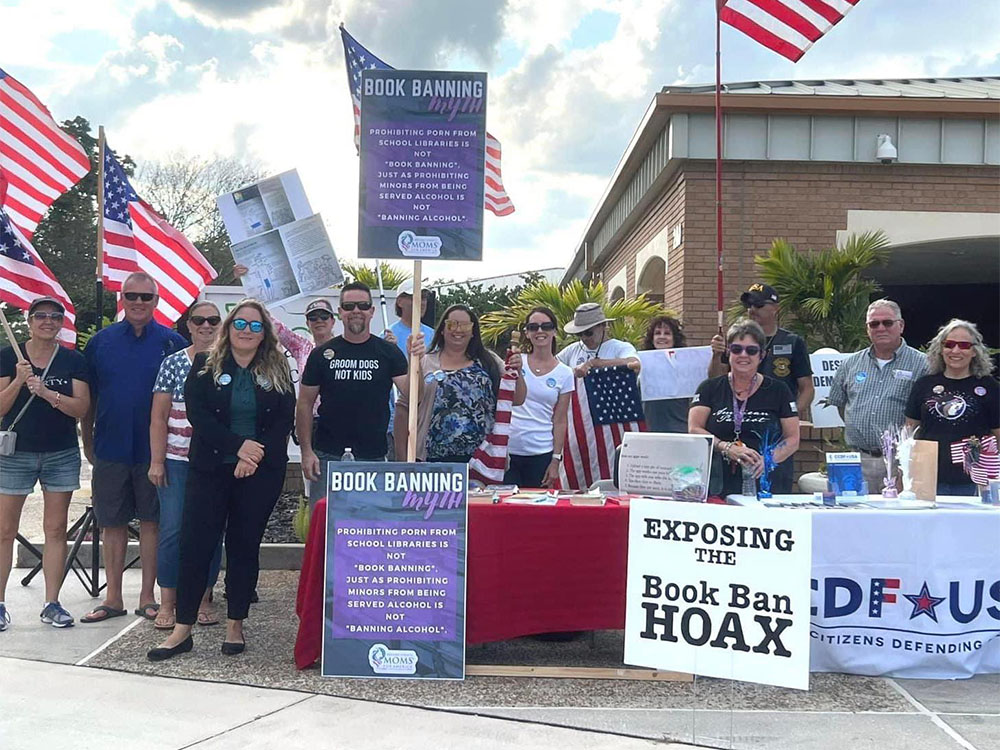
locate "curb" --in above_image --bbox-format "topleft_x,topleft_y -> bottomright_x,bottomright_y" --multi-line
14,541 -> 305,571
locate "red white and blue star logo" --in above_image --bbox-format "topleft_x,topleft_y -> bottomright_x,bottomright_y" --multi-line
903,582 -> 946,622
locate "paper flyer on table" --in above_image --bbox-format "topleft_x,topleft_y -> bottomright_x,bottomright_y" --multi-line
217,169 -> 313,244
638,346 -> 713,401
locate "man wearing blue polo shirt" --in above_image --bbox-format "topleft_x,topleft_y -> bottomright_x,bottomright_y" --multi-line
80,272 -> 187,623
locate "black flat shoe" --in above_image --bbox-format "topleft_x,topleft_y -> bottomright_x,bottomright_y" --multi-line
221,639 -> 245,656
147,635 -> 193,662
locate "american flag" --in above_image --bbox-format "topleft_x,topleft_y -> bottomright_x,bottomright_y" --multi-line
100,141 -> 216,324
0,179 -> 77,346
468,364 -> 518,484
0,68 -> 90,240
339,26 -> 515,217
585,365 -> 644,426
950,435 -> 1000,486
719,0 -> 863,62
560,366 -> 645,491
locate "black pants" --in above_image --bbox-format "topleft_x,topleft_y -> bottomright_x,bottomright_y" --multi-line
176,462 -> 285,624
504,453 -> 553,487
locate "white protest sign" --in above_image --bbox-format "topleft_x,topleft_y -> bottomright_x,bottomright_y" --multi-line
810,350 -> 847,428
217,169 -> 312,244
624,499 -> 812,690
638,346 -> 713,401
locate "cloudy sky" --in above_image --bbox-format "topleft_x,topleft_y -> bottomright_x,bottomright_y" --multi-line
5,0 -> 998,283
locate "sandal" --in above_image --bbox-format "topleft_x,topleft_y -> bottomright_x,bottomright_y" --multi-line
134,602 -> 160,621
197,609 -> 220,627
154,610 -> 176,630
80,605 -> 128,624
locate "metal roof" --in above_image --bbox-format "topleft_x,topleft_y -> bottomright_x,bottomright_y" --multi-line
661,76 -> 1000,99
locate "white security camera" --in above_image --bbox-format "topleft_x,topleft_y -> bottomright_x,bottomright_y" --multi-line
876,133 -> 897,164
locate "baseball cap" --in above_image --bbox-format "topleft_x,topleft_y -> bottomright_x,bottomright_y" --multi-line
396,279 -> 427,297
28,296 -> 65,315
304,299 -> 333,315
740,283 -> 779,307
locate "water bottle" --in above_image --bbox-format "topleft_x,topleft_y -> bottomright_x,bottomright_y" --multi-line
741,464 -> 757,498
341,447 -> 355,462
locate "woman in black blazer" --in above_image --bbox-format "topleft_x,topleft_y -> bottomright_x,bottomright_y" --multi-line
149,299 -> 294,660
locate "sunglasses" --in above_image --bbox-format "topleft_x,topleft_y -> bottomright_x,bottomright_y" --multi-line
340,301 -> 373,312
123,292 -> 156,302
525,322 -> 556,332
306,311 -> 333,322
232,318 -> 264,333
578,327 -> 600,338
943,340 -> 974,350
729,344 -> 761,356
746,302 -> 772,310
190,315 -> 221,327
445,320 -> 474,332
30,311 -> 64,322
867,319 -> 898,329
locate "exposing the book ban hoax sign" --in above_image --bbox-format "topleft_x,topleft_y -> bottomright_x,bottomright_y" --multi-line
624,499 -> 813,690
322,462 -> 468,679
358,69 -> 487,261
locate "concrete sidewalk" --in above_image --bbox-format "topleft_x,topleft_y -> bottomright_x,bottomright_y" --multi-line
0,657 -> 679,750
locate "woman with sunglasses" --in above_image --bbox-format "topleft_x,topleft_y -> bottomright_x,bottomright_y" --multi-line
504,307 -> 575,487
689,320 -> 800,498
147,301 -> 224,630
904,320 -> 999,496
0,297 -> 90,631
397,304 -> 525,463
641,315 -> 691,433
148,300 -> 294,660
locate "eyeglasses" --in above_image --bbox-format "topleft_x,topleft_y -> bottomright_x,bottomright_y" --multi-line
729,344 -> 761,356
123,292 -> 156,302
306,311 -> 333,322
340,301 -> 373,312
867,319 -> 898,329
30,311 -> 64,322
232,318 -> 264,333
190,315 -> 221,327
444,320 -> 474,332
578,327 -> 600,338
525,322 -> 556,332
943,340 -> 974,350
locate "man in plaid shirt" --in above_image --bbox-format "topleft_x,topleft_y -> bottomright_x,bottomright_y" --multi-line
828,299 -> 928,489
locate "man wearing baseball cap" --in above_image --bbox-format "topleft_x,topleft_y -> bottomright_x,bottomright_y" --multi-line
709,283 -> 813,493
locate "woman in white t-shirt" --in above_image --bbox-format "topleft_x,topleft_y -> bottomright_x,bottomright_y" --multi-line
505,307 -> 575,487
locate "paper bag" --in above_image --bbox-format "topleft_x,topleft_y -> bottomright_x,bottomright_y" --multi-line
909,439 -> 938,501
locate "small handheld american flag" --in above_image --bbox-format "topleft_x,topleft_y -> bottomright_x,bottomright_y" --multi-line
951,435 -> 1000,486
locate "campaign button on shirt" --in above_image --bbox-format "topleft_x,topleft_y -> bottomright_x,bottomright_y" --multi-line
219,373 -> 232,385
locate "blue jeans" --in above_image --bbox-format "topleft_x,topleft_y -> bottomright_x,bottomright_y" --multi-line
157,460 -> 222,589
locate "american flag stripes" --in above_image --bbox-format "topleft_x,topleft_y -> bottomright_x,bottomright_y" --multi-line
0,68 -> 90,240
100,141 -> 216,324
468,365 -> 518,484
950,435 -> 1000,487
719,0 -> 863,62
340,26 -> 515,217
0,180 -> 77,346
559,367 -> 645,491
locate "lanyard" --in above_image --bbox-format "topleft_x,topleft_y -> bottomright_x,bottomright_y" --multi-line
730,373 -> 757,444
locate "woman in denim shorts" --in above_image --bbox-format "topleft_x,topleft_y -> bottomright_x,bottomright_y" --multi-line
0,297 -> 90,631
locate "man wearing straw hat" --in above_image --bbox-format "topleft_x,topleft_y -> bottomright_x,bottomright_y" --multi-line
557,303 -> 641,377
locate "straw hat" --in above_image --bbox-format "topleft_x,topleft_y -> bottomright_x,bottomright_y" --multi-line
563,303 -> 615,334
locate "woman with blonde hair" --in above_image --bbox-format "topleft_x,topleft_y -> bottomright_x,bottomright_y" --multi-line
148,299 -> 295,660
905,319 -> 999,496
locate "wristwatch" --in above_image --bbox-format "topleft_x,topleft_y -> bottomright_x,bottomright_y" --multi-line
551,453 -> 563,462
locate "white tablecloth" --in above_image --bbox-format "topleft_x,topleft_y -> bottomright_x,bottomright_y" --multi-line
729,495 -> 1000,678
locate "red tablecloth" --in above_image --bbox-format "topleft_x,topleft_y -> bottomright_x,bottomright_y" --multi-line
294,497 -> 629,669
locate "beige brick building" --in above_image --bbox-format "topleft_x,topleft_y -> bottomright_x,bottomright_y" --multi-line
562,77 -> 1000,349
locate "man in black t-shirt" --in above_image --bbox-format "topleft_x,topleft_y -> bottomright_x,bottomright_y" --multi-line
297,282 -> 408,506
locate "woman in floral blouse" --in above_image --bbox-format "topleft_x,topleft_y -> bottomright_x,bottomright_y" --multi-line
396,304 -> 525,463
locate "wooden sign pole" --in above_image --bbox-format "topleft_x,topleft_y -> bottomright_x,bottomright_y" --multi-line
0,307 -> 25,363
406,260 -> 422,462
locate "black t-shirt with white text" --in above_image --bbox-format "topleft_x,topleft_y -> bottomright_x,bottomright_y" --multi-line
301,335 -> 408,459
1,344 -> 89,453
693,375 -> 797,496
905,374 -> 1000,486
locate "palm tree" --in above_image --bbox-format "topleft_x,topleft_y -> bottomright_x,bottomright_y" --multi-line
341,261 -> 411,290
480,279 -> 668,349
752,231 -> 890,352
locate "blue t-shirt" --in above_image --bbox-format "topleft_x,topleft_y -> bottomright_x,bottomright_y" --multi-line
85,320 -> 187,464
